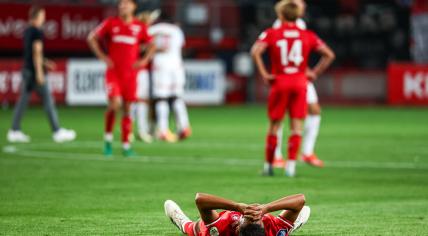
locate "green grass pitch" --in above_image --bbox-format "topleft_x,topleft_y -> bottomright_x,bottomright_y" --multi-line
1,106 -> 427,235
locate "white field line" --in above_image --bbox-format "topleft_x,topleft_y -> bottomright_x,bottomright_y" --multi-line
2,145 -> 428,170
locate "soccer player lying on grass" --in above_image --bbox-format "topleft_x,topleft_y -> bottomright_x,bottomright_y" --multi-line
164,193 -> 310,236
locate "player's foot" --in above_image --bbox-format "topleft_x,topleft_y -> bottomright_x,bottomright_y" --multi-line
159,130 -> 178,143
53,128 -> 76,143
104,142 -> 113,157
302,154 -> 324,168
164,200 -> 191,233
273,157 -> 286,168
178,127 -> 192,141
290,206 -> 311,234
122,148 -> 135,158
137,132 -> 153,144
262,163 -> 274,176
7,130 -> 31,143
285,160 -> 296,177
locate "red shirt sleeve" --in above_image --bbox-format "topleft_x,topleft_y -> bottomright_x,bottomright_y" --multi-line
94,18 -> 112,39
256,28 -> 274,46
308,31 -> 326,52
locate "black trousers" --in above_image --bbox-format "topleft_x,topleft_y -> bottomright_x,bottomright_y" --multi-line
11,69 -> 60,132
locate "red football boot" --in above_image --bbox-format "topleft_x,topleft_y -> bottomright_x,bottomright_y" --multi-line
302,154 -> 324,168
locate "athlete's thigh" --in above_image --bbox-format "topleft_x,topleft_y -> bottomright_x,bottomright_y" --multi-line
106,69 -> 121,99
306,82 -> 318,104
136,70 -> 150,100
268,85 -> 290,121
289,83 -> 307,119
153,67 -> 172,98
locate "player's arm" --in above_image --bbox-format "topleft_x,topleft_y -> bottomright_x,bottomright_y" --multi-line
33,40 -> 45,85
308,44 -> 335,81
87,28 -> 113,68
134,42 -> 156,68
195,193 -> 248,224
261,193 -> 305,222
251,42 -> 274,84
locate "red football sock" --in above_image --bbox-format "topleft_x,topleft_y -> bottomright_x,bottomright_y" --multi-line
121,115 -> 132,145
288,134 -> 302,160
184,222 -> 194,235
105,110 -> 116,134
265,134 -> 278,164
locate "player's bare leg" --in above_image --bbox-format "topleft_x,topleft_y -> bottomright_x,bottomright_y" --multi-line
285,119 -> 304,177
121,101 -> 134,157
156,99 -> 177,143
302,103 -> 324,167
273,124 -> 285,168
263,120 -> 282,176
172,97 -> 192,140
104,97 -> 121,157
134,100 -> 153,143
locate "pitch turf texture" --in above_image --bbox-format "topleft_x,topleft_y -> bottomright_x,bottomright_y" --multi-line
0,106 -> 427,235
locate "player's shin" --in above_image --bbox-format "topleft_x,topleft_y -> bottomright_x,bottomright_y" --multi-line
121,115 -> 133,156
302,115 -> 321,156
104,110 -> 116,156
286,134 -> 302,177
264,134 -> 278,176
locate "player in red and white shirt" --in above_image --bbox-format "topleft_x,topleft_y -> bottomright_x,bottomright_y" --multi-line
88,0 -> 155,157
164,192 -> 310,236
251,2 -> 335,177
272,0 -> 326,170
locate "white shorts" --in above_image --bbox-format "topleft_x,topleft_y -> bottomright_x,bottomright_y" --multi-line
152,67 -> 185,98
136,70 -> 150,100
307,82 -> 318,104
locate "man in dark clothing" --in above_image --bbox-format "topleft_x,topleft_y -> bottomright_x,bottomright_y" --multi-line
7,6 -> 76,143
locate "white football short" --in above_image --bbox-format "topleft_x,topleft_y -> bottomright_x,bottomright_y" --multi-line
136,70 -> 150,100
152,66 -> 185,98
307,82 -> 318,104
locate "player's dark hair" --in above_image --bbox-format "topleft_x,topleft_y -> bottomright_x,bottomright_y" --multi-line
159,11 -> 174,23
239,223 -> 265,236
279,2 -> 299,22
29,5 -> 44,20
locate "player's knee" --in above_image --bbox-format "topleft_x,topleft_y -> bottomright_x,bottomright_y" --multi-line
297,194 -> 306,208
309,104 -> 321,115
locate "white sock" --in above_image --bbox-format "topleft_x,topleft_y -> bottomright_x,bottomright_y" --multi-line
136,102 -> 149,135
302,115 -> 321,156
275,125 -> 284,159
285,160 -> 296,176
105,133 -> 113,142
156,100 -> 170,135
123,142 -> 130,150
173,98 -> 190,131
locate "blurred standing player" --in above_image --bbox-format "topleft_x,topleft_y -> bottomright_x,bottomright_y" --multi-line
7,6 -> 76,143
87,0 -> 155,157
273,0 -> 326,168
131,10 -> 160,144
251,2 -> 335,176
149,13 -> 191,142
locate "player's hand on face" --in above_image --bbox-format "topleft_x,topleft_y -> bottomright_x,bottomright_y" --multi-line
306,69 -> 318,81
243,204 -> 263,222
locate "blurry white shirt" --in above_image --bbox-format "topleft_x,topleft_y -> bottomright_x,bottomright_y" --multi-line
273,18 -> 307,30
149,23 -> 185,69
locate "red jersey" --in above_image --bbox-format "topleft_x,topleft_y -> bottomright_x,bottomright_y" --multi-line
195,211 -> 294,236
257,22 -> 325,79
95,17 -> 152,70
